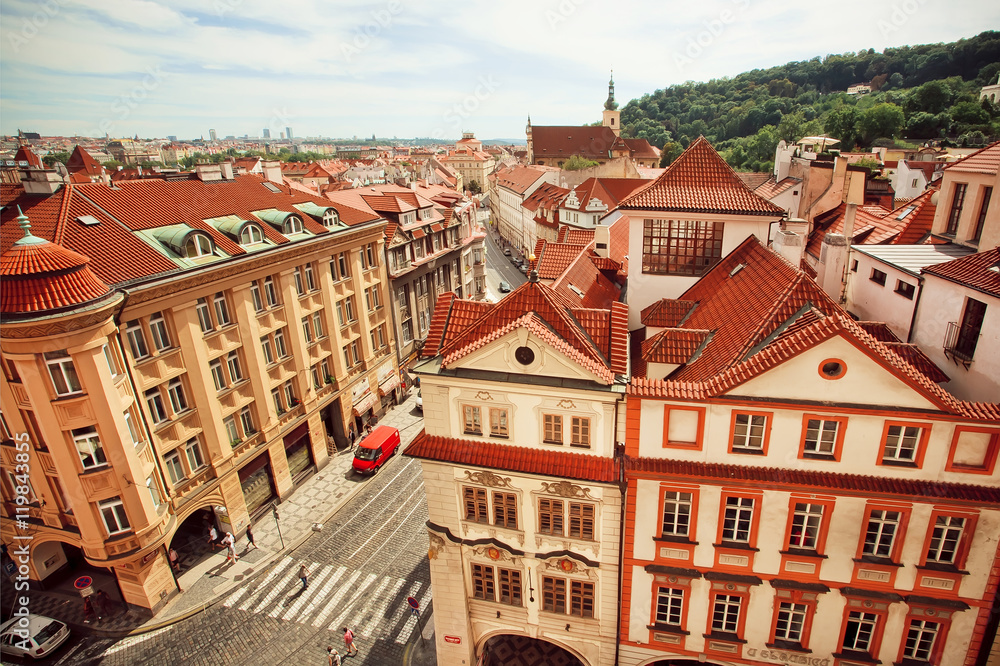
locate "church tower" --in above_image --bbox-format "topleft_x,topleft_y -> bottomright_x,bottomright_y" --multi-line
602,71 -> 621,136
525,114 -> 534,164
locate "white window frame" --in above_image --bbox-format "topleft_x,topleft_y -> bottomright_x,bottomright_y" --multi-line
164,450 -> 184,484
883,424 -> 922,463
261,336 -> 275,365
126,321 -> 149,360
312,312 -> 324,339
167,379 -> 188,414
774,602 -> 807,642
226,352 -> 242,383
145,389 -> 167,424
99,497 -> 131,535
862,510 -> 900,558
45,351 -> 82,396
239,407 -> 255,435
263,276 -> 279,307
721,496 -> 754,543
804,418 -> 839,456
661,490 -> 692,538
210,359 -> 227,391
711,594 -> 742,634
304,263 -> 316,291
655,587 -> 684,626
789,503 -> 823,550
732,413 -> 766,451
196,298 -> 213,332
149,313 -> 171,351
73,427 -> 108,469
274,328 -> 288,358
184,438 -> 205,472
250,282 -> 265,313
926,515 -> 965,564
213,293 -> 230,327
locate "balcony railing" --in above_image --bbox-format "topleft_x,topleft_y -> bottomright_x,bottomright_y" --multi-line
943,321 -> 979,366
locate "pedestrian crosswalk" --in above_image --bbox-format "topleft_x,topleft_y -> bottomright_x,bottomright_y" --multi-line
221,555 -> 430,645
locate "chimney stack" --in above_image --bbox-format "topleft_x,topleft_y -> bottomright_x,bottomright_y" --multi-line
594,223 -> 610,259
261,160 -> 282,184
772,217 -> 807,269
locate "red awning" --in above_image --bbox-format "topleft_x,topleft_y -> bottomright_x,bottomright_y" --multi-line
378,375 -> 400,396
353,392 -> 377,416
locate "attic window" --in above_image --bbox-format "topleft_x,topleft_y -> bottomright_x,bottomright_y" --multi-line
185,233 -> 214,258
568,284 -> 585,298
283,216 -> 303,235
322,210 -> 339,227
240,224 -> 265,245
262,182 -> 282,193
895,205 -> 917,220
76,215 -> 101,226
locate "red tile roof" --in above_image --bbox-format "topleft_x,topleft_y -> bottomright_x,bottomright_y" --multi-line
625,455 -> 1000,503
558,227 -> 595,244
534,242 -> 587,279
13,146 -> 43,168
736,172 -> 771,190
563,178 -> 652,212
618,137 -> 784,216
754,176 -> 801,200
65,145 -> 103,175
405,430 -> 619,484
944,141 -> 1000,175
640,299 -> 697,327
641,329 -> 712,365
883,343 -> 950,383
530,125 -> 656,163
807,203 -> 904,258
921,247 -> 1000,298
857,322 -> 901,342
494,164 -> 557,195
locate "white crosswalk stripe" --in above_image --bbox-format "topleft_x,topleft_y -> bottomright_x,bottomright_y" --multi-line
225,556 -> 429,646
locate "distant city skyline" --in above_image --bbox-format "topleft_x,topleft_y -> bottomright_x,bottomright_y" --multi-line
1,0 -> 997,141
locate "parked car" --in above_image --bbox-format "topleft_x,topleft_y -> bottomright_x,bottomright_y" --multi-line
415,389 -> 423,410
498,281 -> 512,293
352,425 -> 401,474
502,248 -> 512,256
0,614 -> 71,660
519,264 -> 529,274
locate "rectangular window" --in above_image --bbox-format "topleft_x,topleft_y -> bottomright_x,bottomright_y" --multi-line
661,490 -> 693,538
345,297 -> 356,322
870,268 -> 887,286
464,486 -> 488,523
226,352 -> 242,382
73,427 -> 107,469
210,359 -> 227,391
539,498 -> 564,535
167,379 -> 188,414
263,276 -> 279,307
894,280 -> 916,300
196,298 -> 214,331
842,611 -> 878,652
789,503 -> 823,550
774,602 -> 807,643
863,510 -> 900,559
642,218 -> 723,276
147,476 -> 162,509
240,407 -> 255,435
250,282 -> 264,312
261,336 -> 275,364
149,313 -> 171,351
711,594 -> 742,634
570,580 -> 595,618
571,416 -> 590,448
925,515 -> 965,564
493,492 -> 517,529
472,563 -> 495,601
102,343 -> 120,377
803,418 -> 840,457
312,312 -> 324,339
312,365 -> 323,388
224,416 -> 239,444
498,568 -> 522,606
463,405 -> 482,435
294,267 -> 305,295
973,186 -> 992,242
164,451 -> 184,484
568,502 -> 595,540
124,410 -> 141,447
904,619 -> 939,661
721,497 -> 754,543
350,340 -> 360,365
655,587 -> 684,626
732,413 -> 767,452
44,351 -> 82,396
99,497 -> 130,535
304,263 -> 316,291
213,293 -> 230,326
302,316 -> 313,343
184,439 -> 204,471
126,320 -> 149,359
946,183 -> 967,234
489,408 -> 509,438
366,244 -> 377,268
337,253 -> 349,280
882,424 -> 924,464
543,414 -> 563,444
336,300 -> 346,327
274,328 -> 288,358
952,297 -> 986,361
359,247 -> 368,270
542,577 -> 566,614
145,389 -> 167,424
283,380 -> 296,407
273,388 -> 284,413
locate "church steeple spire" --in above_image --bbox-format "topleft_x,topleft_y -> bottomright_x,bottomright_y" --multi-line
604,69 -> 618,111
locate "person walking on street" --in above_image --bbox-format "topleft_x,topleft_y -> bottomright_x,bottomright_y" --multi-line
298,563 -> 309,588
224,532 -> 238,562
94,590 -> 115,618
83,596 -> 100,623
245,524 -> 256,550
342,627 -> 358,655
169,547 -> 181,572
208,525 -> 221,550
348,425 -> 356,451
327,646 -> 341,666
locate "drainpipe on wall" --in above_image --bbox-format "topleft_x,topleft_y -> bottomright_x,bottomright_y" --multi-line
613,387 -> 627,666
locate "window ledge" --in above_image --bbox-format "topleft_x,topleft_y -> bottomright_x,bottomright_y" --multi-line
767,640 -> 809,653
702,631 -> 746,645
880,459 -> 918,468
854,556 -> 903,567
832,650 -> 877,664
647,623 -> 689,636
715,542 -> 759,552
654,535 -> 698,545
802,452 -> 836,460
780,548 -> 828,559
731,447 -> 765,455
915,562 -> 967,575
80,464 -> 111,475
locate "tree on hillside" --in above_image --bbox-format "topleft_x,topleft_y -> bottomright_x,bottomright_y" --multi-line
824,107 -> 859,150
659,141 -> 683,167
858,103 -> 905,145
42,151 -> 71,167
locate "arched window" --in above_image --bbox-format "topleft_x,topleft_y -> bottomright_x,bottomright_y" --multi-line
283,216 -> 303,235
185,233 -> 213,258
240,224 -> 264,245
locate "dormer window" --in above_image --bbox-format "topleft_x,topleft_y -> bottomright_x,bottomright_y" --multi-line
185,233 -> 214,258
284,215 -> 303,235
240,224 -> 264,245
322,210 -> 339,227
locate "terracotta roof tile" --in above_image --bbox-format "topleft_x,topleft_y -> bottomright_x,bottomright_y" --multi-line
641,328 -> 712,364
406,430 -> 618,484
13,146 -> 43,168
618,137 -> 784,216
65,145 -> 103,175
736,172 -> 772,189
883,342 -> 950,383
640,299 -> 697,327
531,125 -> 646,162
943,141 -> 1000,175
534,242 -> 587,279
922,247 -> 1000,298
625,455 -> 1000,504
857,322 -> 901,343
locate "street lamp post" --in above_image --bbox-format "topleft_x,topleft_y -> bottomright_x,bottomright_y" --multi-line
272,504 -> 285,550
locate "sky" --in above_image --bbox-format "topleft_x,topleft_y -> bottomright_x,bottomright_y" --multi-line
1,0 -> 998,142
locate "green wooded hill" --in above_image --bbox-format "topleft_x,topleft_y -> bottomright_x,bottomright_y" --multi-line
620,31 -> 1000,172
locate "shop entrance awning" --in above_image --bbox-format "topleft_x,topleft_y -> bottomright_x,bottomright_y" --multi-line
353,392 -> 378,416
378,375 -> 400,396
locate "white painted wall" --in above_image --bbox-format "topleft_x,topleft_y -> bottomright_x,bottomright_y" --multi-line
846,252 -> 920,341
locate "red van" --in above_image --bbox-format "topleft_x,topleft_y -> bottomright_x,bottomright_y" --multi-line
352,425 -> 401,474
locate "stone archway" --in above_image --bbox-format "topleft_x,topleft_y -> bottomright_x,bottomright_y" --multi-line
481,634 -> 587,666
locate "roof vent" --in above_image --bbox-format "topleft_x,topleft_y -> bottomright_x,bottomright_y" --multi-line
76,215 -> 101,226
528,270 -> 539,283
729,263 -> 746,277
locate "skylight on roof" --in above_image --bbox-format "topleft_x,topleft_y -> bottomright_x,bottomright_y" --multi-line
262,182 -> 282,193
896,205 -> 917,220
76,215 -> 101,226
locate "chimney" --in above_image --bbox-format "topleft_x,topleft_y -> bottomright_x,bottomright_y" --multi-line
220,161 -> 234,180
594,223 -> 610,258
772,217 -> 807,269
195,163 -> 222,182
261,160 -> 282,184
21,168 -> 64,195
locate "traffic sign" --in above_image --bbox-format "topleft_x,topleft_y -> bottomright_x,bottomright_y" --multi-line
74,576 -> 93,590
407,596 -> 419,610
